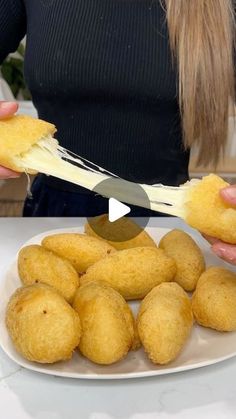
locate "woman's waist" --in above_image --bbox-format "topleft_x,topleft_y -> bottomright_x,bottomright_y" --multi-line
36,97 -> 181,150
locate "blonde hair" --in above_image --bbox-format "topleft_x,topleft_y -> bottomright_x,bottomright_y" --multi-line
164,0 -> 235,165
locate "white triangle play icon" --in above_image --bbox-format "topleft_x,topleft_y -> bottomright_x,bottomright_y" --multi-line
108,198 -> 131,222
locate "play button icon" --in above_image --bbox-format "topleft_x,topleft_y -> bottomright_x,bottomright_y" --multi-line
108,198 -> 130,222
86,177 -> 151,243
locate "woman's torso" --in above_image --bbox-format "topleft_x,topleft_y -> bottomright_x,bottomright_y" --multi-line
23,0 -> 189,186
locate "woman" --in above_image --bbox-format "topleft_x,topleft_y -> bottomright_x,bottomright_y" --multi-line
0,0 -> 236,263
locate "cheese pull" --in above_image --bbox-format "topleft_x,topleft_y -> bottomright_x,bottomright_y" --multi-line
1,114 -> 235,243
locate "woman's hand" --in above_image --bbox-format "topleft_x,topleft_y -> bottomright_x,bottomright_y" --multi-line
0,101 -> 20,179
204,185 -> 236,265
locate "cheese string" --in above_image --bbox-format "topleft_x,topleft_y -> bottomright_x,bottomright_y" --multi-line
16,136 -> 200,217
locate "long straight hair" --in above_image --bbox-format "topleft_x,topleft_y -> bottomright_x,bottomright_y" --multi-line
164,0 -> 235,165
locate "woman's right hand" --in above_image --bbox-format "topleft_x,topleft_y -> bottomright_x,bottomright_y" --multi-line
0,101 -> 21,179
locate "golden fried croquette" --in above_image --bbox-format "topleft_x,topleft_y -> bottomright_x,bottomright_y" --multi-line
72,281 -> 135,364
192,266 -> 236,331
18,245 -> 79,303
0,114 -> 56,173
159,229 -> 205,291
185,174 -> 236,244
41,233 -> 116,273
81,247 -> 176,300
6,284 -> 81,363
137,282 -> 193,364
84,214 -> 157,250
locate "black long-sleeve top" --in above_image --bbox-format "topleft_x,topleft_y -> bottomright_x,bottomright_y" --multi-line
0,0 -> 189,187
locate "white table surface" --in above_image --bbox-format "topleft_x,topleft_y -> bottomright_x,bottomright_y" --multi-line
0,217 -> 236,419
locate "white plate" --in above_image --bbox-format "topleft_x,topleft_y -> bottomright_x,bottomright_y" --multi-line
1,226 -> 236,380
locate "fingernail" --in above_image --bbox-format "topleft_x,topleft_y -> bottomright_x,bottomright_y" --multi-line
213,245 -> 236,262
0,102 -> 16,109
5,173 -> 20,179
222,187 -> 236,200
212,247 -> 224,258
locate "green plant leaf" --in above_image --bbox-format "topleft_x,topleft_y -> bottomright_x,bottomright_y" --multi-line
17,43 -> 25,58
0,42 -> 31,99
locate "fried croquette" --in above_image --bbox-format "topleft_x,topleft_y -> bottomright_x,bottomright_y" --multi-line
159,229 -> 205,291
137,282 -> 193,364
42,233 -> 116,273
0,114 -> 56,173
81,247 -> 176,300
73,281 -> 135,364
84,214 -> 157,250
185,174 -> 236,244
192,266 -> 236,331
18,245 -> 79,303
6,284 -> 81,363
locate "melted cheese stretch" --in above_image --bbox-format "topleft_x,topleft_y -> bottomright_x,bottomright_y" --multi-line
14,136 -> 200,217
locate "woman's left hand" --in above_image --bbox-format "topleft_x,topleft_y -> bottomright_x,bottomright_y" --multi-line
204,185 -> 236,265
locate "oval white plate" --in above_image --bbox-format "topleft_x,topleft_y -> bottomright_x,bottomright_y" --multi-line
1,226 -> 236,380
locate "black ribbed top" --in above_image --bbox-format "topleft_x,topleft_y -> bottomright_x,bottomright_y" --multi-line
0,0 -> 189,186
